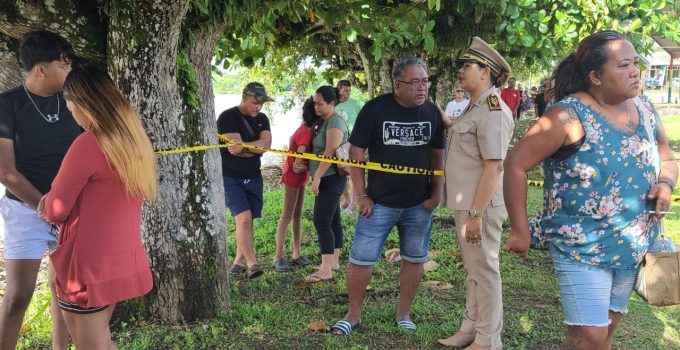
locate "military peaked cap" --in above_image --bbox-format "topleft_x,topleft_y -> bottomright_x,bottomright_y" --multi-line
456,37 -> 511,76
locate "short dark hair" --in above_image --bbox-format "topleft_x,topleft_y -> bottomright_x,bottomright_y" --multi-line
19,30 -> 75,71
336,80 -> 351,89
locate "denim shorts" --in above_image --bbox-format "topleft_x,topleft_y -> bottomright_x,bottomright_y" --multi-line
0,196 -> 57,259
349,202 -> 433,265
223,175 -> 263,218
550,245 -> 639,327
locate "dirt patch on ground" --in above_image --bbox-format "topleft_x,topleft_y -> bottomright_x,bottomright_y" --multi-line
261,164 -> 284,191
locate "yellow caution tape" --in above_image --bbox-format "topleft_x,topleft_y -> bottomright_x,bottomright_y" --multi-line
154,134 -> 444,176
526,179 -> 680,202
155,144 -> 230,155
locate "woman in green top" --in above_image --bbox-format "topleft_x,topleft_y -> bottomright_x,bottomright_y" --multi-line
306,86 -> 349,282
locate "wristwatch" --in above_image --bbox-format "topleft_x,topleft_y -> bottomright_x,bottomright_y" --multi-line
468,208 -> 484,218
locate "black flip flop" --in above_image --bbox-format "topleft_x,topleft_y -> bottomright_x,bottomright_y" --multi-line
248,264 -> 264,279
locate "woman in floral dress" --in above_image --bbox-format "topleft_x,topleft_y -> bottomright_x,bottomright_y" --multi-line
503,31 -> 677,350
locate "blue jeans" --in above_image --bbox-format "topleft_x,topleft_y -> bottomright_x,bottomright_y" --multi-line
550,245 -> 639,327
349,203 -> 433,265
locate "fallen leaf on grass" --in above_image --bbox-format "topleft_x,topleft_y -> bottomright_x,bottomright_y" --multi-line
424,281 -> 454,290
306,320 -> 330,332
423,260 -> 438,272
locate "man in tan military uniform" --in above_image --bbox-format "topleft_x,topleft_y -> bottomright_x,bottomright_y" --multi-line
438,37 -> 514,350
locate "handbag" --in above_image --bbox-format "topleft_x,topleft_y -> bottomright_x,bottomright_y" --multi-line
333,116 -> 351,176
634,222 -> 680,306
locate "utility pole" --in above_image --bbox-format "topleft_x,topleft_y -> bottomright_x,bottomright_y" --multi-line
668,56 -> 674,104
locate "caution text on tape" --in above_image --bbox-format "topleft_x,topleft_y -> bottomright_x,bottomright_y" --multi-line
155,135 -> 444,176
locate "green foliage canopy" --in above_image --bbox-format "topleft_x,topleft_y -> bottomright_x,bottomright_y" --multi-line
199,0 -> 680,94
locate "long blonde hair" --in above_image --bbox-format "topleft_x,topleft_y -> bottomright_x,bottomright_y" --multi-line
64,63 -> 157,200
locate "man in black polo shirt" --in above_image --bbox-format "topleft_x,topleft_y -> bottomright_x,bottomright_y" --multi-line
217,82 -> 272,279
0,30 -> 79,349
331,56 -> 445,335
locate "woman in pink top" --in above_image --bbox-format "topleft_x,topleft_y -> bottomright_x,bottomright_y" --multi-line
38,63 -> 157,349
273,97 -> 320,271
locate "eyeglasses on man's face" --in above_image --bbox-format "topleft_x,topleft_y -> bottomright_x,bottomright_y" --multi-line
397,78 -> 431,89
455,90 -> 464,93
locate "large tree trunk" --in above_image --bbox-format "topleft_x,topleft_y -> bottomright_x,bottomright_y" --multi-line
0,35 -> 22,88
378,56 -> 393,94
433,64 -> 454,107
354,41 -> 375,99
0,0 -> 231,323
0,0 -> 106,90
107,0 -> 229,322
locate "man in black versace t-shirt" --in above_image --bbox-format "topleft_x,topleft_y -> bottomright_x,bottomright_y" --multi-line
331,57 -> 445,335
217,82 -> 272,279
0,30 -> 79,349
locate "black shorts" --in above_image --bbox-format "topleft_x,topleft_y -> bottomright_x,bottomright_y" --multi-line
57,297 -> 108,314
223,175 -> 264,218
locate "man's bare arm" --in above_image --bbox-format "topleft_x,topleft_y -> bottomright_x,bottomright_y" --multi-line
0,139 -> 43,207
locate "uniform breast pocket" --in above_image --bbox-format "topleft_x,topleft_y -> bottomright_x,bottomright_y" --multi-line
451,122 -> 480,158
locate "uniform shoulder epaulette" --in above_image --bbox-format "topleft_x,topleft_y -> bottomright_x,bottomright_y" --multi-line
487,94 -> 502,111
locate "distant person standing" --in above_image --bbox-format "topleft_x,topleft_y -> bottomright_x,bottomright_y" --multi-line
218,82 -> 273,279
335,80 -> 363,214
331,56 -> 445,335
534,79 -> 553,118
273,97 -> 318,272
500,77 -> 521,119
0,30 -> 78,350
335,80 -> 363,131
442,83 -> 470,127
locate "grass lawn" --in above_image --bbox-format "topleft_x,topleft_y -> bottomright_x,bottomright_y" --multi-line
662,115 -> 680,160
15,116 -> 680,350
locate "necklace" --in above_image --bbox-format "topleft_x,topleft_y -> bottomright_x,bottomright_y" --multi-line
23,85 -> 60,123
590,93 -> 635,132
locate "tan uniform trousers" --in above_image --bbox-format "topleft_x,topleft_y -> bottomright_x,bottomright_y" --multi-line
454,204 -> 507,348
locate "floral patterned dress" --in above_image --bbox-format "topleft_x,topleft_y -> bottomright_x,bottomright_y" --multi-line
530,95 -> 661,270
